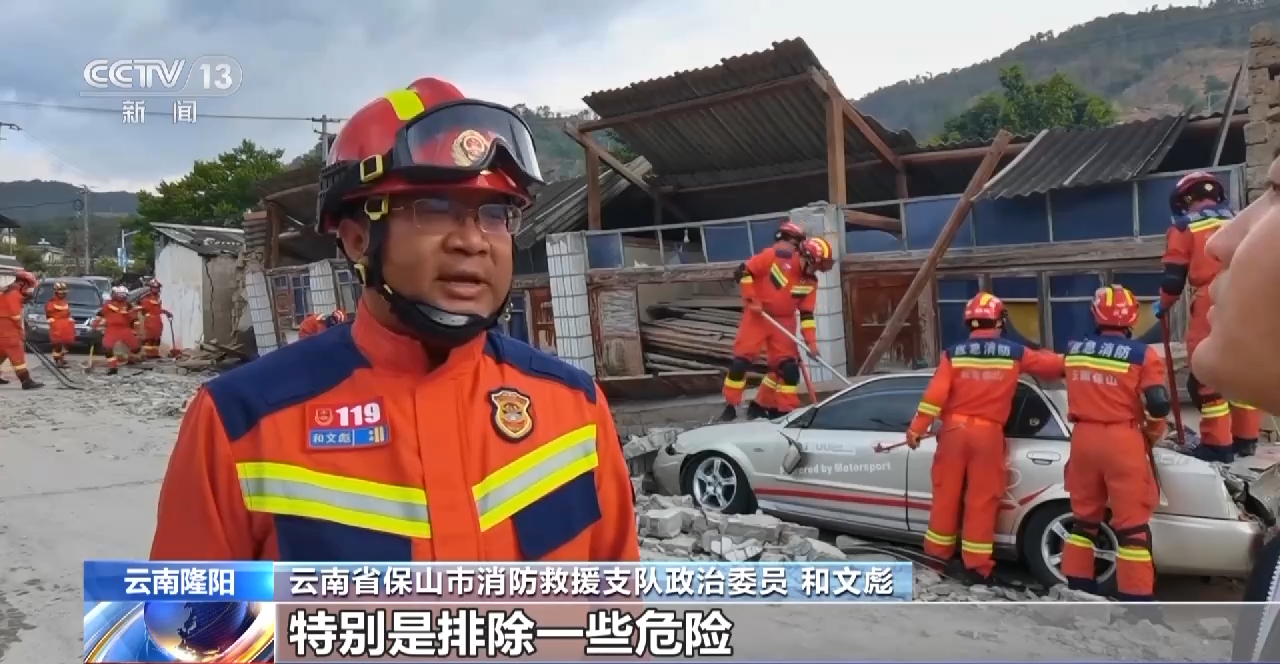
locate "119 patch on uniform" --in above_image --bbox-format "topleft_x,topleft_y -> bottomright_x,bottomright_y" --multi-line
307,399 -> 389,449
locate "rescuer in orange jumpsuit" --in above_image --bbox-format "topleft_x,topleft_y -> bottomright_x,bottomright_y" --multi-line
1157,170 -> 1258,462
136,279 -> 172,359
0,271 -> 43,389
93,286 -> 140,375
1061,285 -> 1171,617
45,281 -> 76,368
738,221 -> 808,420
297,308 -> 348,339
750,236 -> 836,419
720,221 -> 814,422
906,292 -> 1064,583
150,77 -> 639,564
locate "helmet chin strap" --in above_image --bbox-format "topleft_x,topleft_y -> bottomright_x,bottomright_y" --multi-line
348,221 -> 506,349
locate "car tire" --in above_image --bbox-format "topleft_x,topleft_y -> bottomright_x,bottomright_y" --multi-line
1020,501 -> 1118,595
681,452 -> 755,514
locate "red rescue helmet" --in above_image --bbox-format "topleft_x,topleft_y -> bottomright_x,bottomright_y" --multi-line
799,236 -> 835,272
775,220 -> 806,243
963,292 -> 1005,324
9,270 -> 36,294
316,77 -> 543,235
1091,285 -> 1139,329
110,285 -> 129,300
1170,171 -> 1225,215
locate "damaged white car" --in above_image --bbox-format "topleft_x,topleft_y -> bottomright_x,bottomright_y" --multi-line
652,371 -> 1280,589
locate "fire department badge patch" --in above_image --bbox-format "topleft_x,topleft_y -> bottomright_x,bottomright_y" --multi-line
452,130 -> 489,167
313,407 -> 334,427
489,388 -> 533,442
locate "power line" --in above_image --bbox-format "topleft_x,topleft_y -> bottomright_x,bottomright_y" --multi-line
0,199 -> 81,211
0,99 -> 347,123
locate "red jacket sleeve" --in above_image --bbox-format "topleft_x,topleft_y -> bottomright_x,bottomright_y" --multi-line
1160,226 -> 1193,306
909,355 -> 953,436
589,388 -> 640,562
1019,348 -> 1066,381
798,285 -> 818,347
738,249 -> 773,304
44,300 -> 57,318
151,389 -> 257,560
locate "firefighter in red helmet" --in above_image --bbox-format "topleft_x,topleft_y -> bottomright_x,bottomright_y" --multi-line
907,292 -> 1063,584
0,270 -> 42,389
152,78 -> 639,568
1157,170 -> 1256,462
1061,285 -> 1169,620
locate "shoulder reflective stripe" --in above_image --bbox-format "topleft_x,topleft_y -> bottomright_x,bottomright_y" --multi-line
473,424 -> 598,532
383,89 -> 426,121
236,462 -> 430,538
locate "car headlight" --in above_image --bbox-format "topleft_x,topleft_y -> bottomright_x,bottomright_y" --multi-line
25,313 -> 46,325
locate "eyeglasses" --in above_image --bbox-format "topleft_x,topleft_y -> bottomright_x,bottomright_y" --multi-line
383,196 -> 523,235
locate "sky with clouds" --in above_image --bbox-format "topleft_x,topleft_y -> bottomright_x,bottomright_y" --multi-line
0,0 -> 1201,193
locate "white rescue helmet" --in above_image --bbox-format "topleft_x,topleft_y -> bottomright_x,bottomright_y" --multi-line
110,285 -> 129,300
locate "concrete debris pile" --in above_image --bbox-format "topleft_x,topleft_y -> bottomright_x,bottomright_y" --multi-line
84,370 -> 208,419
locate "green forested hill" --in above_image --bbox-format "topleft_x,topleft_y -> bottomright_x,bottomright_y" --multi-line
856,0 -> 1280,138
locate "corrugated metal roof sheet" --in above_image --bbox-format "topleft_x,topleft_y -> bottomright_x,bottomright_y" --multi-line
581,39 -> 915,190
152,222 -> 245,257
514,157 -> 651,250
0,213 -> 19,229
982,115 -> 1188,200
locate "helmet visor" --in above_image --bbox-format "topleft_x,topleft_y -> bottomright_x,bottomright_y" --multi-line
398,101 -> 542,185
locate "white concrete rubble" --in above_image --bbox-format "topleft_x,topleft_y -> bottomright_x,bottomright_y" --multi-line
0,366 -> 1240,662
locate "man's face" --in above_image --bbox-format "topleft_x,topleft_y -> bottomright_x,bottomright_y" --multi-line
340,188 -> 514,319
1193,156 -> 1280,412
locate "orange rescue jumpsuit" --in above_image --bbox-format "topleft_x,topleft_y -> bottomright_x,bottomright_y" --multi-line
97,299 -> 140,369
1161,207 -> 1260,452
151,299 -> 639,563
45,294 -> 76,366
297,313 -> 329,339
137,291 -> 170,358
723,246 -> 817,414
1060,333 -> 1167,600
0,287 -> 30,381
909,330 -> 1065,576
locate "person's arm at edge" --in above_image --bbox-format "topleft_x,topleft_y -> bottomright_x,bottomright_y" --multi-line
150,388 -> 257,561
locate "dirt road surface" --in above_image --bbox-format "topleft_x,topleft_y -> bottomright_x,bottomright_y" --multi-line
0,361 -> 1242,662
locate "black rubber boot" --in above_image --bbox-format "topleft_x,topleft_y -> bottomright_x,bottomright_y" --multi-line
745,401 -> 768,420
19,373 -> 43,390
106,367 -> 118,376
0,376 -> 10,385
1235,436 -> 1258,458
1193,443 -> 1235,464
718,404 -> 737,422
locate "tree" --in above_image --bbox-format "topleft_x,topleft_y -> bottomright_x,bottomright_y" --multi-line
935,65 -> 1117,144
1203,75 -> 1229,96
136,139 -> 286,228
13,245 -> 44,273
601,130 -> 638,164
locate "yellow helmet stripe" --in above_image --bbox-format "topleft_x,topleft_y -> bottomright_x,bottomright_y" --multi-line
978,293 -> 993,305
384,89 -> 426,121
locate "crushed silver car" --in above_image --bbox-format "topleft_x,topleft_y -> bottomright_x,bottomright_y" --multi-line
652,370 -> 1280,589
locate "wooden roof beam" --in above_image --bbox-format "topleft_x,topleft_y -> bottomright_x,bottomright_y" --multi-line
807,68 -> 903,172
844,210 -> 902,235
576,71 -> 817,133
563,125 -> 694,224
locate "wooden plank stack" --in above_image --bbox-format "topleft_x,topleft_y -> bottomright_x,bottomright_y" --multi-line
640,296 -> 768,375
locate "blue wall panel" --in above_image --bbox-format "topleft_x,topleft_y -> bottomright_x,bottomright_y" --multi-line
938,277 -> 980,301
905,196 -> 974,250
749,218 -> 787,254
847,230 -> 903,254
1137,176 -> 1178,237
586,234 -> 624,269
1049,273 -> 1102,298
973,195 -> 1050,246
1049,183 -> 1134,241
1113,271 -> 1164,297
1051,301 -> 1096,352
991,276 -> 1038,299
703,223 -> 752,263
938,302 -> 969,350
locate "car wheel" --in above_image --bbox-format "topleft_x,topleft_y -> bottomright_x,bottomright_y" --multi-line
681,452 -> 754,514
1021,501 -> 1118,593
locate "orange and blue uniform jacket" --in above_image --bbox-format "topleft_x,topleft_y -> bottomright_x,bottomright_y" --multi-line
151,301 -> 640,562
737,245 -> 819,347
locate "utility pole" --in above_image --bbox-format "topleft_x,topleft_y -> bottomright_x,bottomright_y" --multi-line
313,115 -> 331,162
81,186 -> 91,275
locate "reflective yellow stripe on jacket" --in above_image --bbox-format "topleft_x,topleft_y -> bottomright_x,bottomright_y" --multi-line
236,461 -> 432,538
473,424 -> 599,532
